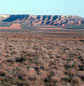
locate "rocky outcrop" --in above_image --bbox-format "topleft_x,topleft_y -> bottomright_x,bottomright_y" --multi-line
2,15 -> 84,27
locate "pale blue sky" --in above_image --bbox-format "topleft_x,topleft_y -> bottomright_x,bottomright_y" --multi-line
0,0 -> 84,17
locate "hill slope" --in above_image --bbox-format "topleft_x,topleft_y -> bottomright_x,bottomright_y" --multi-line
1,15 -> 84,28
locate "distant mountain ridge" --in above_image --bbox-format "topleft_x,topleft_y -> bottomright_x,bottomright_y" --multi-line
1,15 -> 84,27
0,15 -> 9,21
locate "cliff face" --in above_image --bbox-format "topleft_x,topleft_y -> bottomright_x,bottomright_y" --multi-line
2,15 -> 84,27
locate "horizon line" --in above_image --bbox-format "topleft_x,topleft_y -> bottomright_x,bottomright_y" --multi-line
0,14 -> 83,17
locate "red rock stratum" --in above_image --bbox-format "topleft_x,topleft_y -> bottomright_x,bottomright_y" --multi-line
0,24 -> 21,29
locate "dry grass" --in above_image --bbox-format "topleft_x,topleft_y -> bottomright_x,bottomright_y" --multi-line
0,32 -> 84,86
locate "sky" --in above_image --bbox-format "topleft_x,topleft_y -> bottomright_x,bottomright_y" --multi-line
0,0 -> 84,17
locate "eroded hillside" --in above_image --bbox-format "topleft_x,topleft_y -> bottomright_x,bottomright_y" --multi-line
2,15 -> 84,27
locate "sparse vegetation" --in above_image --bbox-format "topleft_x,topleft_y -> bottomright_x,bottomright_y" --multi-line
0,32 -> 83,86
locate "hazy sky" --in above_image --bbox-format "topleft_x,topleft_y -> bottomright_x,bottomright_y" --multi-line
0,0 -> 84,17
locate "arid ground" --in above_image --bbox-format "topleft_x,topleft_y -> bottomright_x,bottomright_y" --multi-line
0,28 -> 84,86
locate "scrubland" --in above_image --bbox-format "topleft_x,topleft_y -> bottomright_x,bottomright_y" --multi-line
0,34 -> 84,86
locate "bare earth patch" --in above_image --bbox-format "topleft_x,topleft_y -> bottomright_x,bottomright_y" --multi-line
0,24 -> 21,29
